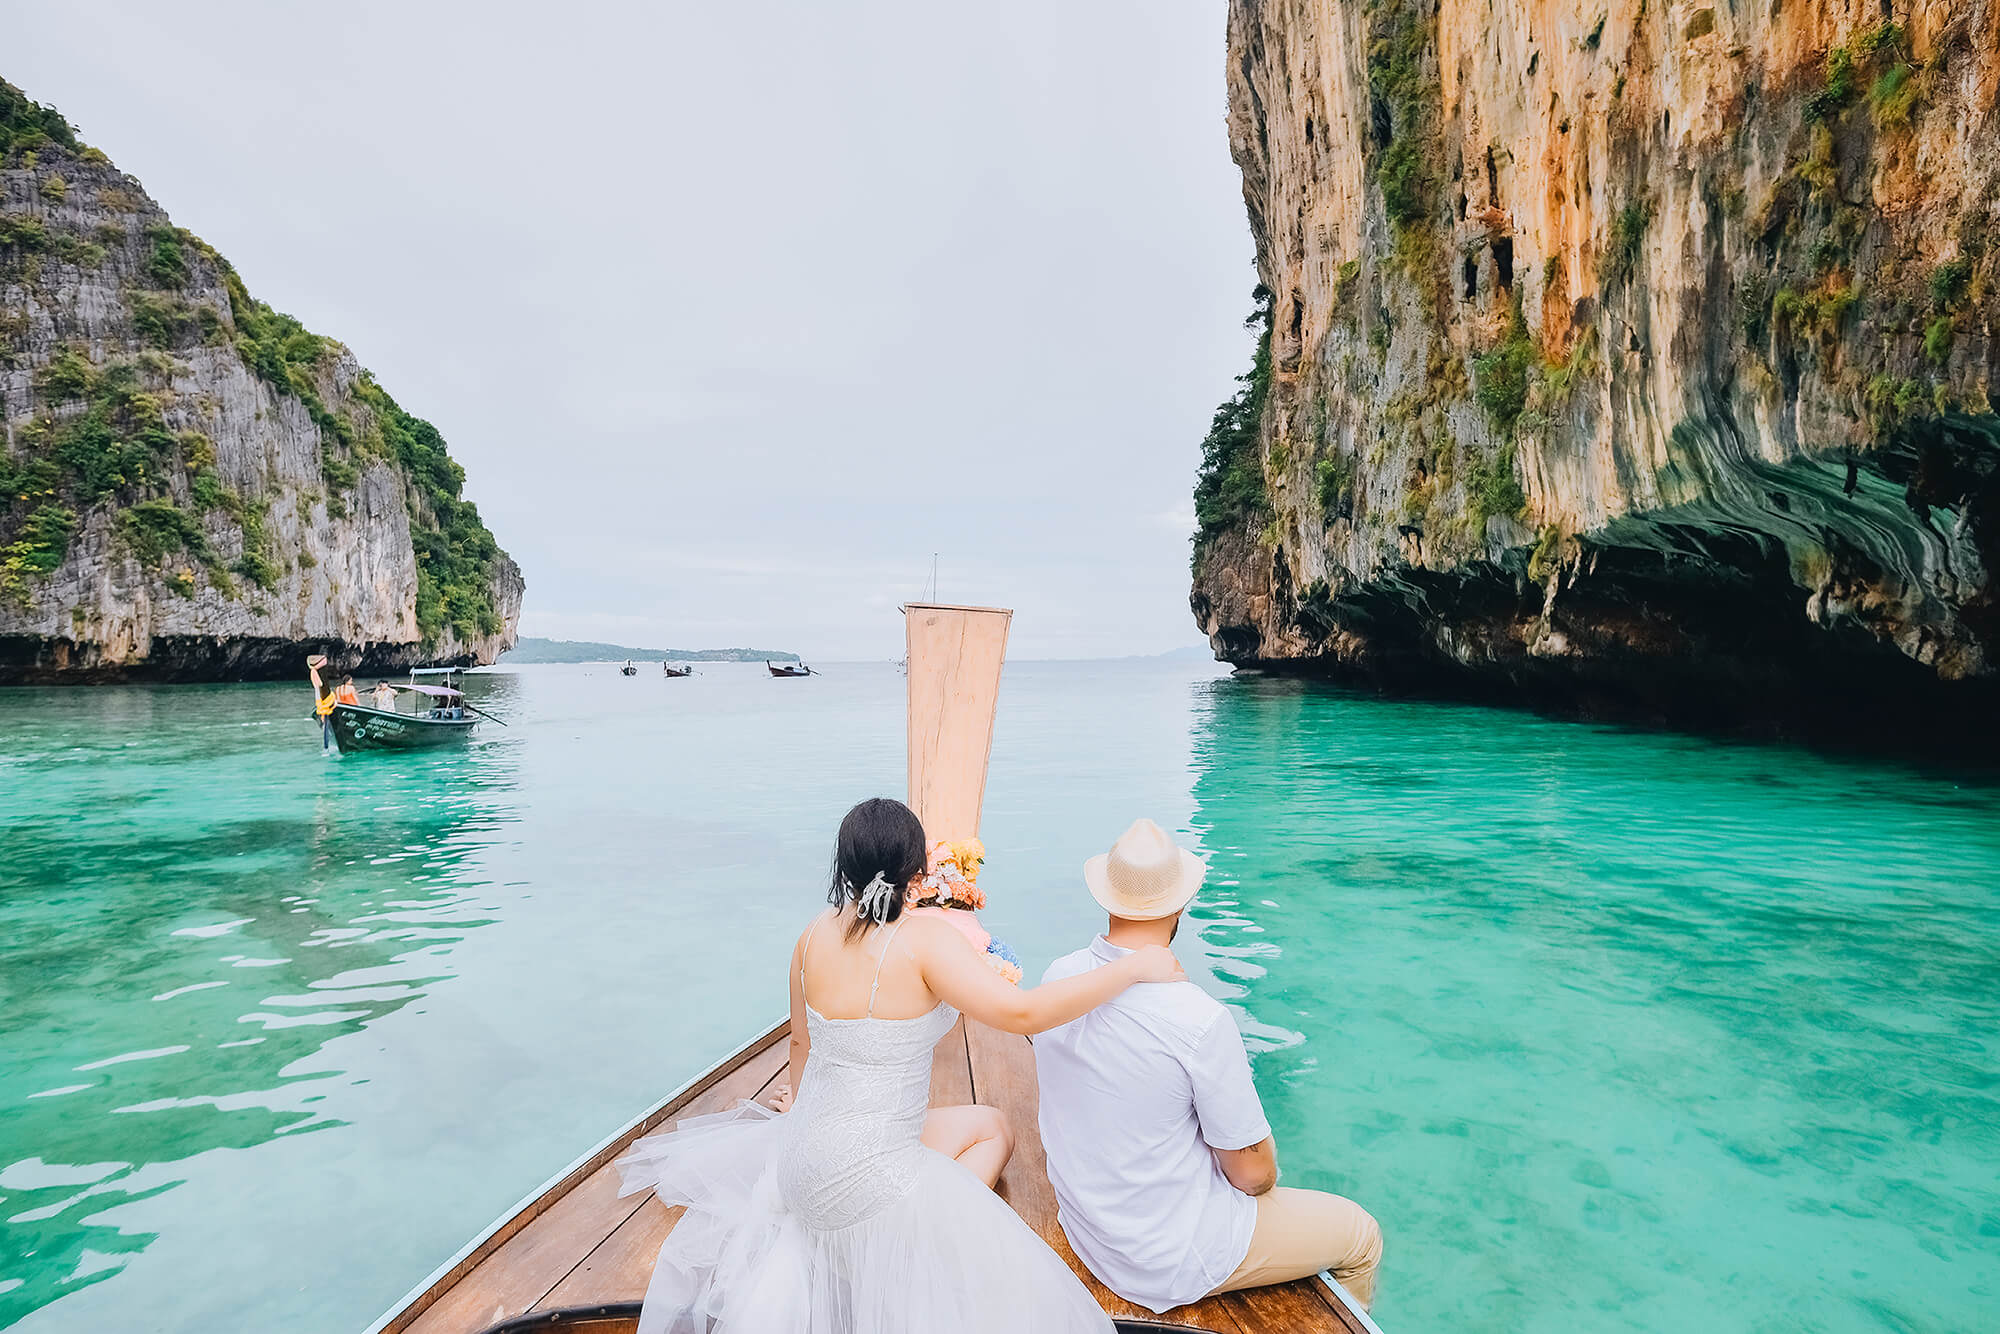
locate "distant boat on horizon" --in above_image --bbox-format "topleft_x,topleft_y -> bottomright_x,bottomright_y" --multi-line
501,637 -> 801,666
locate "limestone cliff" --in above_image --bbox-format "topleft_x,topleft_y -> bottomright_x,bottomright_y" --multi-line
1192,0 -> 2000,740
0,80 -> 521,683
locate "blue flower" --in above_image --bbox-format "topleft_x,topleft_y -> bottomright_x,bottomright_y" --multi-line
986,936 -> 1020,967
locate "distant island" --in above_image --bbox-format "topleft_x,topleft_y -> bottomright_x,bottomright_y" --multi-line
501,637 -> 799,664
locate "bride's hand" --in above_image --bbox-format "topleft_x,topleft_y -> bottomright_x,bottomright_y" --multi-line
1126,945 -> 1185,984
767,1083 -> 794,1112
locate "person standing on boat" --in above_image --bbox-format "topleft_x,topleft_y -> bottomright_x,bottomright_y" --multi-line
307,656 -> 337,753
1033,818 -> 1384,1314
334,674 -> 361,706
615,797 -> 1184,1334
369,680 -> 397,710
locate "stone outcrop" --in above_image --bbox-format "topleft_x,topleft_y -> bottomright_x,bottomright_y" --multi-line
1192,1 -> 1999,742
0,80 -> 520,683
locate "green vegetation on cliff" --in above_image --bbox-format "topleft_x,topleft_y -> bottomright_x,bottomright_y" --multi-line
1192,285 -> 1274,564
0,80 -> 78,156
1368,0 -> 1438,233
0,79 -> 506,642
1473,296 -> 1535,430
218,267 -> 501,638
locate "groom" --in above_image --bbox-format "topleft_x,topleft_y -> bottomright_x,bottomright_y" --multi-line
1033,819 -> 1382,1314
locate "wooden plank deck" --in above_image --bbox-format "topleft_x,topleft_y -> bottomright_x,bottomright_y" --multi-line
371,1019 -> 1367,1334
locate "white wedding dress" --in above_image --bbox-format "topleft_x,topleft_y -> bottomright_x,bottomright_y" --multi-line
616,919 -> 1114,1334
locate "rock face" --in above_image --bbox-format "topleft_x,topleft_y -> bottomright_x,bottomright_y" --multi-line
0,81 -> 520,683
1192,1 -> 2000,742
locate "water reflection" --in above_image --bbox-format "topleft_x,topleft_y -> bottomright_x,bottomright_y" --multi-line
0,684 -> 517,1323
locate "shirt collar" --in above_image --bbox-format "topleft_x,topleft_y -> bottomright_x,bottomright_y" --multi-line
1089,934 -> 1132,962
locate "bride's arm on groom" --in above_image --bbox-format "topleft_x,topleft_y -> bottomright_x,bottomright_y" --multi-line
907,916 -> 1185,1035
763,916 -> 1183,1111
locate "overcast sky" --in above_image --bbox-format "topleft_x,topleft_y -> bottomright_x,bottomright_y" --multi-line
10,0 -> 1254,660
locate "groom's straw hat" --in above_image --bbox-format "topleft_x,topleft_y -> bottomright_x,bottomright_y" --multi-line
1084,819 -> 1206,921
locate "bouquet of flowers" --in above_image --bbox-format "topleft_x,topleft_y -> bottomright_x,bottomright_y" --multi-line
909,837 -> 1022,984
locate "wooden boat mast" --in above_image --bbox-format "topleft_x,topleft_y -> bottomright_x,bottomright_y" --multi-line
902,602 -> 1012,843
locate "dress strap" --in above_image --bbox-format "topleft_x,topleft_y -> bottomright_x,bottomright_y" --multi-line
799,914 -> 824,992
865,919 -> 905,1018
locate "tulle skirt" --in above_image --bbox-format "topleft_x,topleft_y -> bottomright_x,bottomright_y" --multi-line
617,1102 -> 1114,1334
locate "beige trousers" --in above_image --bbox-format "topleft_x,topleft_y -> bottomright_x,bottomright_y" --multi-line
1211,1186 -> 1382,1309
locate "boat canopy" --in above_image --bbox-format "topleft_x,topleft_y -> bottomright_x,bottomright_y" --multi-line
396,683 -> 464,699
409,667 -> 462,676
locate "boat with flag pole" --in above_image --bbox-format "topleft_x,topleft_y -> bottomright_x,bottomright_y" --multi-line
362,606 -> 1374,1334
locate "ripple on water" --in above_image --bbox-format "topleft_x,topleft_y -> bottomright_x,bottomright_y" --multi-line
1,680 -> 507,1327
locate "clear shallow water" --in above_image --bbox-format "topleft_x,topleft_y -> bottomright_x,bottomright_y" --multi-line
2,662 -> 1996,1332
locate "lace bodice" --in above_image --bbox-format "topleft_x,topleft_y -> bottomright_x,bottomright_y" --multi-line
775,921 -> 959,1231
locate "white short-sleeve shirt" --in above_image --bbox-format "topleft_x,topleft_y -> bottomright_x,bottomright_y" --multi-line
1033,937 -> 1271,1313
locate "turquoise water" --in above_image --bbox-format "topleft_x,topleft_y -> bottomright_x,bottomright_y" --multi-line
2,662 -> 1996,1332
1190,681 -> 2000,1333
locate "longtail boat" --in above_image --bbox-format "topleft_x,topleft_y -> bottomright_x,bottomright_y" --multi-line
662,664 -> 694,678
311,664 -> 484,753
365,606 -> 1375,1334
766,660 -> 813,677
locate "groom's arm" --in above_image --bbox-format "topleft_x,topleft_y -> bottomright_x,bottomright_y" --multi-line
1190,1014 -> 1278,1197
1214,1136 -> 1278,1197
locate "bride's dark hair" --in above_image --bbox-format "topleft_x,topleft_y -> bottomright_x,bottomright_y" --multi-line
829,797 -> 927,939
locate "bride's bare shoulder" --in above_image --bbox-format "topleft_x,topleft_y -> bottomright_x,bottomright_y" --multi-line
794,908 -> 840,955
897,911 -> 974,958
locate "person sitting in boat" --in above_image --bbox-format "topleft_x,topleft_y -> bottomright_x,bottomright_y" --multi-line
615,796 -> 1184,1334
369,681 -> 397,710
334,674 -> 361,706
1032,818 -> 1383,1315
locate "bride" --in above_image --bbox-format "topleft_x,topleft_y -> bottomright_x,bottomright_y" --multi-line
617,796 -> 1184,1333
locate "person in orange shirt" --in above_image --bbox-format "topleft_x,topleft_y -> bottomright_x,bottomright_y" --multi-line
335,675 -> 361,706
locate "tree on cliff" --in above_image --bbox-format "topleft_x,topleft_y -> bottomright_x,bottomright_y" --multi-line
1192,284 -> 1274,564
